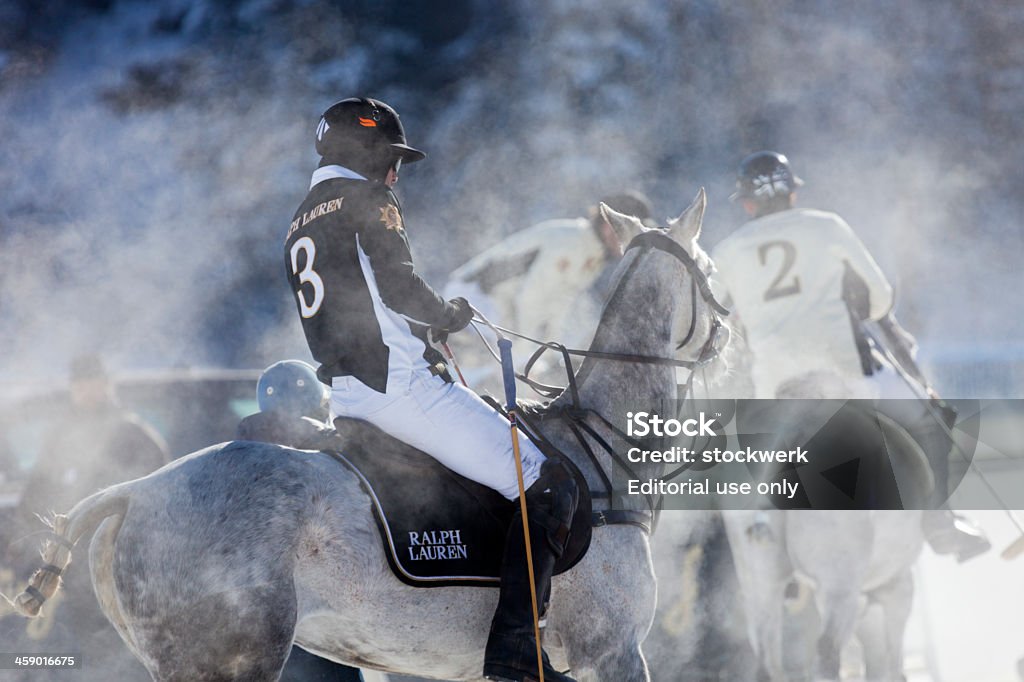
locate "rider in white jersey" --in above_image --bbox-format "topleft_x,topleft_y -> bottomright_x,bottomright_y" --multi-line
712,203 -> 893,399
713,151 -> 989,561
445,192 -> 653,343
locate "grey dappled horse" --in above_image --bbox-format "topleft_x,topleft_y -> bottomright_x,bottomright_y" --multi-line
723,379 -> 933,682
10,190 -> 726,682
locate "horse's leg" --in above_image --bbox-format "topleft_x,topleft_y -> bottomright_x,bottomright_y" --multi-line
697,520 -> 759,682
787,511 -> 872,682
648,511 -> 744,681
108,505 -> 302,681
864,569 -> 913,682
89,514 -> 143,663
855,601 -> 887,682
562,601 -> 653,681
139,587 -> 297,682
723,510 -> 790,682
552,526 -> 656,682
570,641 -> 649,682
813,588 -> 861,682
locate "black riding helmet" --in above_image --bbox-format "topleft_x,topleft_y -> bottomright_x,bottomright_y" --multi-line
729,150 -> 804,202
315,97 -> 426,181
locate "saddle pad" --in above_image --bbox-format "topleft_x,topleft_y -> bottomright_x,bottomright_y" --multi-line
329,417 -> 512,585
323,417 -> 590,588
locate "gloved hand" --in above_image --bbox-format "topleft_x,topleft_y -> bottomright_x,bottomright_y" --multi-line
432,297 -> 474,343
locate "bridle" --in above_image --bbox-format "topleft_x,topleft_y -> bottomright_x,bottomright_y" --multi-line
468,229 -> 732,533
624,230 -> 731,399
471,229 -> 730,404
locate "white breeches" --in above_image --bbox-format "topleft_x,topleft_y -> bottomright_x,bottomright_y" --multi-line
330,369 -> 545,500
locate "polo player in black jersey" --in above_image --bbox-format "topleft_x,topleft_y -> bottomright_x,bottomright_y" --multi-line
284,97 -> 579,682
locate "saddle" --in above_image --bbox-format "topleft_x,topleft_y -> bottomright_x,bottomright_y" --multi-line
313,416 -> 593,588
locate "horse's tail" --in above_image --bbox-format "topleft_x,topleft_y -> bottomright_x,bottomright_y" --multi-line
4,483 -> 131,618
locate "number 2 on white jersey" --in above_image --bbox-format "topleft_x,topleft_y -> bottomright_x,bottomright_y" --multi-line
758,240 -> 801,301
290,236 -> 325,318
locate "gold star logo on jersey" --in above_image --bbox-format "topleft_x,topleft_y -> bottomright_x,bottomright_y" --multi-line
379,205 -> 404,232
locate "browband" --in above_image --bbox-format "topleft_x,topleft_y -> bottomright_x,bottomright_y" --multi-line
625,231 -> 730,316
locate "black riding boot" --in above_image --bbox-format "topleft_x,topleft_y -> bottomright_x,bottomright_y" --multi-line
484,460 -> 579,682
877,399 -> 991,563
922,509 -> 991,562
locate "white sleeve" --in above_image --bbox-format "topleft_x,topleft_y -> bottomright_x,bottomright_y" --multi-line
831,217 -> 894,319
447,223 -> 552,287
514,236 -> 590,338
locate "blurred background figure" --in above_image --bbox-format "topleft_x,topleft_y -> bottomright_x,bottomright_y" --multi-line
444,191 -> 654,390
15,353 -> 169,531
446,190 -> 652,341
237,359 -> 333,448
3,353 -> 169,681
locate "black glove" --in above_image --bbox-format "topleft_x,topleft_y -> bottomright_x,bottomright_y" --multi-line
443,297 -> 475,332
432,297 -> 474,343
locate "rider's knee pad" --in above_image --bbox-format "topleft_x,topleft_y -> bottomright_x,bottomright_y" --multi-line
524,458 -> 579,556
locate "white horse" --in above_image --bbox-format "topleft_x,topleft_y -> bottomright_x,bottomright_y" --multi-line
723,378 -> 933,682
8,190 -> 728,682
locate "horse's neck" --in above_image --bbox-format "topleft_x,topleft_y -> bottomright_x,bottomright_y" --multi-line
572,352 -> 677,429
563,277 -> 679,422
549,267 -> 680,460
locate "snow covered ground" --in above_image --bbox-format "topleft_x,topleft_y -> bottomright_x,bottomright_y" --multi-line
907,515 -> 1024,682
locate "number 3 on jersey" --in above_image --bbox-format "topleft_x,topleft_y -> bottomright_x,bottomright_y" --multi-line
290,236 -> 325,318
758,240 -> 801,302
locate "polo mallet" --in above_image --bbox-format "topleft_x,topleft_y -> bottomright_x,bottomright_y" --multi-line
863,324 -> 1024,558
498,336 -> 546,682
1003,534 -> 1024,560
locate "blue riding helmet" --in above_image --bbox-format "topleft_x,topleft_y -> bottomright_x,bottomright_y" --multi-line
257,360 -> 330,422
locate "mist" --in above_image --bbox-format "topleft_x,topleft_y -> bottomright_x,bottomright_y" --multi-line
0,0 -> 1019,395
1,2 -> 1023,680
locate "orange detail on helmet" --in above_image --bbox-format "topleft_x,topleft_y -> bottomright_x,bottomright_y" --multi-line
358,117 -> 377,127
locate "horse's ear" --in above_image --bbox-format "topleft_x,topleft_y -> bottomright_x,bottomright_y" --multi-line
599,203 -> 645,246
668,187 -> 706,243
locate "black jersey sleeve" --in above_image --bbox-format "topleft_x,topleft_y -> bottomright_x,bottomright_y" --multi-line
356,191 -> 454,327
